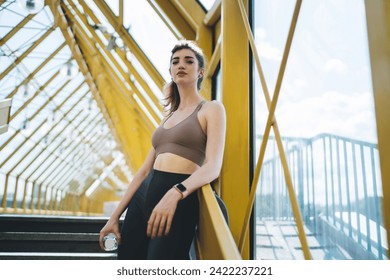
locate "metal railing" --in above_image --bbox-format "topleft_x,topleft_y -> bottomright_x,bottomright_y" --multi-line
256,133 -> 387,259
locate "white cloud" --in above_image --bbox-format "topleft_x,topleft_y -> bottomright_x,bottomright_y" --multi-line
255,27 -> 267,40
293,79 -> 308,88
256,42 -> 282,62
273,91 -> 377,143
325,58 -> 348,74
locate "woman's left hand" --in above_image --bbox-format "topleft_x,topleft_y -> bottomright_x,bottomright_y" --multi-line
147,187 -> 182,239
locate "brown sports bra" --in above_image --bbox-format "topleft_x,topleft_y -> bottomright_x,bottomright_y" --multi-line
151,101 -> 206,166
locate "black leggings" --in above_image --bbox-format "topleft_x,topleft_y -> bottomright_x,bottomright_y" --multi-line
117,169 -> 199,260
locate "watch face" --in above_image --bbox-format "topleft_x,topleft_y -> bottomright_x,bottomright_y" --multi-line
176,183 -> 187,192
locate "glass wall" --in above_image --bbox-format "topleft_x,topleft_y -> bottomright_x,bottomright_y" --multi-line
253,0 -> 387,260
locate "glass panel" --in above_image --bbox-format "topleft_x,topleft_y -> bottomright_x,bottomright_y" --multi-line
123,0 -> 176,81
253,0 -> 387,260
104,0 -> 119,16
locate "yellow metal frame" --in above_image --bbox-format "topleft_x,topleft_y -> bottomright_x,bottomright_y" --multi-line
220,0 -> 250,259
12,84 -> 85,210
236,0 -> 311,259
365,0 -> 390,251
0,28 -> 54,80
92,0 -> 165,90
0,13 -> 35,46
196,185 -> 241,259
153,0 -> 196,39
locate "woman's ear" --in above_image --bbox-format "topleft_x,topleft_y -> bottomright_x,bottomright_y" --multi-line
198,69 -> 204,78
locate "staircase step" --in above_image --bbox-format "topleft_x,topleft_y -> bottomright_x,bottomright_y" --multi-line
0,215 -> 122,257
0,232 -> 99,241
0,252 -> 117,260
0,214 -> 110,233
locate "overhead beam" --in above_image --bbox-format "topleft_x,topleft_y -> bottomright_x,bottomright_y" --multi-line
146,0 -> 181,39
92,0 -> 165,90
0,14 -> 35,46
72,0 -> 162,109
153,0 -> 196,39
204,0 -> 221,27
47,0 -> 122,167
0,28 -> 54,80
171,0 -> 205,31
63,0 -> 160,126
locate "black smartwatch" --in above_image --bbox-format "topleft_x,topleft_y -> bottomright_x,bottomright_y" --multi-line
175,183 -> 187,193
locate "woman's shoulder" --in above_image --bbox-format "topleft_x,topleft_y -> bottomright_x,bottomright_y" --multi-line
202,100 -> 226,114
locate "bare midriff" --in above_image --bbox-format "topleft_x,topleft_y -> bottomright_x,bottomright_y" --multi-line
153,153 -> 200,174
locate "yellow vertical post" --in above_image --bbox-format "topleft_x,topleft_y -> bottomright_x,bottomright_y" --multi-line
197,22 -> 213,101
365,0 -> 390,251
220,0 -> 250,259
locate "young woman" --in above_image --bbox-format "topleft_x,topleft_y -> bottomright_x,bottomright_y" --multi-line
99,40 -> 226,260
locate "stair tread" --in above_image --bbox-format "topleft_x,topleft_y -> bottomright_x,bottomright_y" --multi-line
0,214 -> 110,223
0,232 -> 99,241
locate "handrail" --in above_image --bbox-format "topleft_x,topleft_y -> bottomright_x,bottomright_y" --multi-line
195,184 -> 241,260
257,133 -> 386,259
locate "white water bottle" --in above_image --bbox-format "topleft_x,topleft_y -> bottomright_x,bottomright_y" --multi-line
103,233 -> 118,251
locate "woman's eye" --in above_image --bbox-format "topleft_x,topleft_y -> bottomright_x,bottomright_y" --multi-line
187,61 -> 194,64
172,61 -> 178,65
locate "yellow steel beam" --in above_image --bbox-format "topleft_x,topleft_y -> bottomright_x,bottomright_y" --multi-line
27,120 -> 102,192
365,0 -> 390,252
10,43 -> 65,121
45,133 -> 106,190
204,0 -> 221,27
0,28 -> 54,80
1,72 -> 60,154
5,43 -> 65,100
67,0 -> 156,170
63,2 -> 159,128
48,1 -> 117,134
92,0 -> 165,90
0,80 -> 70,169
146,0 -> 181,39
22,110 -> 98,210
73,0 -> 162,108
0,14 -> 35,46
48,0 -> 125,172
6,68 -> 59,100
236,0 -> 311,260
171,0 -> 205,31
196,10 -> 213,101
118,0 -> 123,27
206,35 -> 221,79
153,0 -> 196,39
220,0 -> 250,259
52,141 -> 104,189
196,185 -> 241,259
11,84 -> 84,209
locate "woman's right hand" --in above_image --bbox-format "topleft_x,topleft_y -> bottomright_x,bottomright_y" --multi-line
99,218 -> 121,250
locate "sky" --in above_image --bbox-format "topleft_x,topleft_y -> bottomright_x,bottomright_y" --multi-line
253,0 -> 377,145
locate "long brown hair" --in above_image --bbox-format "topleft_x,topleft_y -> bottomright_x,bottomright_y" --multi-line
163,40 -> 206,116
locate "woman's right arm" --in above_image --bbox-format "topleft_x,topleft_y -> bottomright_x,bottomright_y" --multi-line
99,147 -> 156,248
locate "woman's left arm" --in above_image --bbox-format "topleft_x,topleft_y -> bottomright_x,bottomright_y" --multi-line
147,101 -> 226,238
180,100 -> 226,197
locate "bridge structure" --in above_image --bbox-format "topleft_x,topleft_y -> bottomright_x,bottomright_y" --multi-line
0,0 -> 389,260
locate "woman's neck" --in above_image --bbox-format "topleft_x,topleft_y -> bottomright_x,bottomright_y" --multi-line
176,85 -> 202,109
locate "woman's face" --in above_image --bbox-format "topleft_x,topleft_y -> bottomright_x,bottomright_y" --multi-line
170,48 -> 203,87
